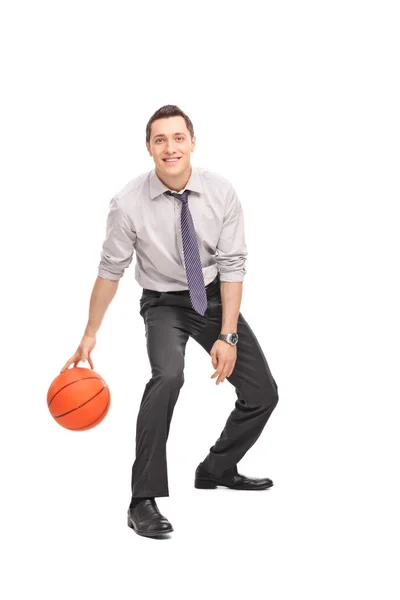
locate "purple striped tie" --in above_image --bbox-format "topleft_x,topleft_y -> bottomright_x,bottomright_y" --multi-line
165,189 -> 207,315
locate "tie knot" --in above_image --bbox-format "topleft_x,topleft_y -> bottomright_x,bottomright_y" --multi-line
165,189 -> 190,203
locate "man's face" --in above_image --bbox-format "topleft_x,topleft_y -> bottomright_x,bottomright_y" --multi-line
146,116 -> 196,179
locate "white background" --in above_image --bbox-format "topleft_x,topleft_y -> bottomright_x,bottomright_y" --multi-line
1,1 -> 399,598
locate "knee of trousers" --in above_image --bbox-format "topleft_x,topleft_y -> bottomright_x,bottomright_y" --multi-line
249,379 -> 279,410
152,370 -> 185,389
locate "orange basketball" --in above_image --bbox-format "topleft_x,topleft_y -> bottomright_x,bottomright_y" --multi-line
47,366 -> 110,431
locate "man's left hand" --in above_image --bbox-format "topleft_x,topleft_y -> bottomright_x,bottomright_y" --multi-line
210,340 -> 237,385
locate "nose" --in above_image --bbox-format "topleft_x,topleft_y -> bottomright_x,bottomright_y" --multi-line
165,139 -> 176,154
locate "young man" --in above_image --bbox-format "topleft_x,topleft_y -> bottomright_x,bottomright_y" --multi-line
61,105 -> 279,538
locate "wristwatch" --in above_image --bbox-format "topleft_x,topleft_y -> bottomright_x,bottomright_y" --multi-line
218,333 -> 239,346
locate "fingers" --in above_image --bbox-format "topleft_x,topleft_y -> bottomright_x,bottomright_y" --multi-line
211,361 -> 236,385
80,353 -> 94,369
60,352 -> 94,374
60,357 -> 75,373
216,370 -> 230,385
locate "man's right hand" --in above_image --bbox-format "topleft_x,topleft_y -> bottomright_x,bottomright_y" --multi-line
60,334 -> 96,373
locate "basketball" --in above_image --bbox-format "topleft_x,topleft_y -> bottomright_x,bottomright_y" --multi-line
47,366 -> 110,431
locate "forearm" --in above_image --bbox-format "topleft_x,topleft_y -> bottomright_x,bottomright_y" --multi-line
84,276 -> 119,336
220,281 -> 243,333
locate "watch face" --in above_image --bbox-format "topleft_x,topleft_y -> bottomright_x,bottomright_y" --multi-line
230,333 -> 238,344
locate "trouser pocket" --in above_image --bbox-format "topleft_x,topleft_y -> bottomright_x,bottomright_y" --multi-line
139,291 -> 163,316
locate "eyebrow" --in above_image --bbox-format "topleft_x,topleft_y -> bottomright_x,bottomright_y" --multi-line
152,132 -> 187,140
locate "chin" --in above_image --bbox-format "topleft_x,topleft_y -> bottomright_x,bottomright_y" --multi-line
160,162 -> 187,174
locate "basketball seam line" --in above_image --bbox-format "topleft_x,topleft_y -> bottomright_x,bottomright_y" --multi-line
48,376 -> 106,407
53,385 -> 108,419
73,398 -> 111,430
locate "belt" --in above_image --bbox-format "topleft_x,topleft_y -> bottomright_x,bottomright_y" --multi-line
143,274 -> 219,296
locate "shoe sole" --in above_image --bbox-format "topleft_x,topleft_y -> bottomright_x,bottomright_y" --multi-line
127,516 -> 173,537
194,479 -> 274,491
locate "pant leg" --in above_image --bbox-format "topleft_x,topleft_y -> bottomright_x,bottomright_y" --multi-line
131,300 -> 190,498
191,298 -> 279,477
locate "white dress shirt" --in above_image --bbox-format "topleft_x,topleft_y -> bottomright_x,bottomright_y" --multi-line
97,166 -> 248,291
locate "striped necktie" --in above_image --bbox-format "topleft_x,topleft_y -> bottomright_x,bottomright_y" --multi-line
165,189 -> 207,316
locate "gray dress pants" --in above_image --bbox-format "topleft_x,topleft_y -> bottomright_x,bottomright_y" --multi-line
131,273 -> 279,498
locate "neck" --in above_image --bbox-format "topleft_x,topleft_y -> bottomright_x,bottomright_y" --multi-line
155,165 -> 192,192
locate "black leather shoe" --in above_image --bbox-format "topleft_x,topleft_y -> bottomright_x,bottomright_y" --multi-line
127,499 -> 173,537
194,463 -> 273,490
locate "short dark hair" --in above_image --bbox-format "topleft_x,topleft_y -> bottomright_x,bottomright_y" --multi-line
146,105 -> 194,144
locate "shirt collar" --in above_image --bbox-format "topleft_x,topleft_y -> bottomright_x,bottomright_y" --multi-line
149,166 -> 203,200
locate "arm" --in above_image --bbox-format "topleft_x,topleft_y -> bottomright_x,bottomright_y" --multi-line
84,276 -> 119,336
215,185 -> 248,334
98,195 -> 136,281
60,197 -> 135,373
210,281 -> 243,386
210,186 -> 248,384
220,281 -> 243,334
90,194 -> 136,334
60,276 -> 119,372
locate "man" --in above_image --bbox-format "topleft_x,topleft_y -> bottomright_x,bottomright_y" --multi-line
61,104 -> 279,538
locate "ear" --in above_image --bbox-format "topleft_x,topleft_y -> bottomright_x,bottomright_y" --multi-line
146,142 -> 152,157
191,136 -> 196,152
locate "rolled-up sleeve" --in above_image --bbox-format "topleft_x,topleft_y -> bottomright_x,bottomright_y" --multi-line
215,186 -> 248,282
97,195 -> 136,280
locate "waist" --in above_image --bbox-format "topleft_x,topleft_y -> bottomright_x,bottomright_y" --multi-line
143,274 -> 220,296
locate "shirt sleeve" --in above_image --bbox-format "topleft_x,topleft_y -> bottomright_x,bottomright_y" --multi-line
215,186 -> 248,282
97,195 -> 136,280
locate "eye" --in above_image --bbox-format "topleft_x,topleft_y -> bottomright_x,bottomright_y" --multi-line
155,137 -> 184,143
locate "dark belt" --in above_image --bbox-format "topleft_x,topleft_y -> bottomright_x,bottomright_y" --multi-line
143,274 -> 219,296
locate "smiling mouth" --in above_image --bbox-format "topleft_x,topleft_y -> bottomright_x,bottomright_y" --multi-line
163,158 -> 181,164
